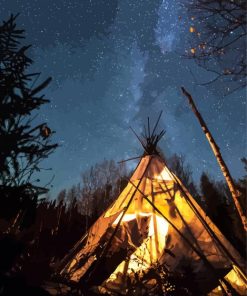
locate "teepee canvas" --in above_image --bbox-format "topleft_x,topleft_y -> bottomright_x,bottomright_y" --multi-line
57,123 -> 246,295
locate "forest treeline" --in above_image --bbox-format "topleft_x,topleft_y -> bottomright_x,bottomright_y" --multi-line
54,154 -> 247,254
0,155 -> 246,295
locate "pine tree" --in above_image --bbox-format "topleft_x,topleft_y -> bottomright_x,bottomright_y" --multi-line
0,15 -> 58,222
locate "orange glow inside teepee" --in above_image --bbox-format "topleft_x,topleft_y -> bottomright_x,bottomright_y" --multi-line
109,213 -> 169,279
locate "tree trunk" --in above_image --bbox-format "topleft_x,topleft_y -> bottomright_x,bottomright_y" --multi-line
181,87 -> 247,232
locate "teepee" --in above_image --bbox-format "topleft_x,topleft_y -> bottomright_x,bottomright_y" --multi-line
57,118 -> 246,295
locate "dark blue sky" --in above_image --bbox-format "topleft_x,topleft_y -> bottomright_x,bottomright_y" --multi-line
1,0 -> 246,196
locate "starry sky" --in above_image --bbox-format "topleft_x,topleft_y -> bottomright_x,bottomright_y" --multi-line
1,0 -> 246,196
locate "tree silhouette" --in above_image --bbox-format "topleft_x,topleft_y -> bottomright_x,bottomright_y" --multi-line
57,189 -> 67,204
237,157 -> 247,214
168,154 -> 200,202
186,0 -> 246,93
80,159 -> 128,221
0,15 -> 57,222
200,173 -> 236,241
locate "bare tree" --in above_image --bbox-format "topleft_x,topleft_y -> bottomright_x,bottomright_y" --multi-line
79,160 -> 127,219
186,0 -> 246,93
181,86 -> 247,231
56,189 -> 67,204
168,153 -> 199,201
66,184 -> 81,209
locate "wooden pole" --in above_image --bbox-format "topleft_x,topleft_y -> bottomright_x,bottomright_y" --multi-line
181,86 -> 247,232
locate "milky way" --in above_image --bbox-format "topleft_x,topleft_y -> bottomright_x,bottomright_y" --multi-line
1,0 -> 246,196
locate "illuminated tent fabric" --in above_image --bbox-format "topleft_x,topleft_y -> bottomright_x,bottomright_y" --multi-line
58,154 -> 246,295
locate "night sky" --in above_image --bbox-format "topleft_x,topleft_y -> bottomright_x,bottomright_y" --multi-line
1,0 -> 246,196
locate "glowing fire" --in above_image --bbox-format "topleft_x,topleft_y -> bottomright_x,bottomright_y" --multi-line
109,213 -> 169,281
154,166 -> 173,181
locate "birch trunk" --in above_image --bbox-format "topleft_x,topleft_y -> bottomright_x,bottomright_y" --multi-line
181,87 -> 247,232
